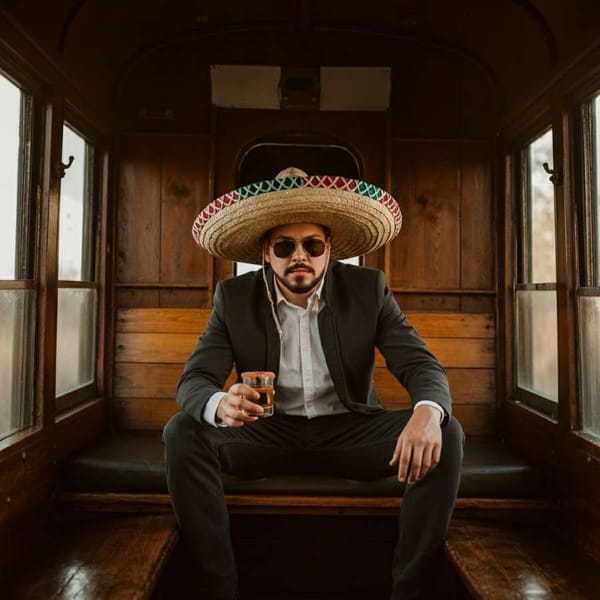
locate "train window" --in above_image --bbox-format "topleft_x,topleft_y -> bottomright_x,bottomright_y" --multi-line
515,129 -> 559,417
55,124 -> 97,412
0,72 -> 35,440
578,92 -> 600,439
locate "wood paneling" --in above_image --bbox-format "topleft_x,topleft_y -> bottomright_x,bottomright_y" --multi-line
117,133 -> 212,307
159,136 -> 210,285
389,139 -> 494,313
116,307 -> 495,337
117,136 -> 162,283
459,143 -> 494,312
113,308 -> 496,435
391,141 -> 461,289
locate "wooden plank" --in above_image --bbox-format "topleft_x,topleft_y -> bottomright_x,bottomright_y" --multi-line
375,338 -> 495,369
117,307 -> 211,333
406,312 -> 495,338
115,363 -> 237,398
59,491 -> 557,517
459,143 -> 493,292
374,368 -> 495,405
113,396 -> 495,436
115,363 -> 183,397
390,141 -> 461,289
4,514 -> 179,600
115,332 -> 199,363
116,307 -> 495,338
159,136 -> 210,286
445,519 -> 600,600
116,332 -> 495,366
117,136 -> 162,283
113,397 -> 179,430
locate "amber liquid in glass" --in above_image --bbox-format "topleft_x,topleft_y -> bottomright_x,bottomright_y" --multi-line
253,386 -> 274,416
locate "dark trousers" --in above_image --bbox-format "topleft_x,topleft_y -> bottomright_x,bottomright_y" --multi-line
163,410 -> 464,600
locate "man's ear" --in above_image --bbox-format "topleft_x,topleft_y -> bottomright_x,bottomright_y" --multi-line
263,242 -> 271,264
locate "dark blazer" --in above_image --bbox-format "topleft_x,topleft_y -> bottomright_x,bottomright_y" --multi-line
176,261 -> 451,425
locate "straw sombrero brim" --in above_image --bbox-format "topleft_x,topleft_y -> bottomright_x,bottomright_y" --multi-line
192,176 -> 402,264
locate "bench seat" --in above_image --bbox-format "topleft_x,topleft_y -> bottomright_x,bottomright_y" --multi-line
61,430 -> 548,501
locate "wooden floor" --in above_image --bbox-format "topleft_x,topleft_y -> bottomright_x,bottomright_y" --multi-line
4,513 -> 178,600
446,518 -> 600,599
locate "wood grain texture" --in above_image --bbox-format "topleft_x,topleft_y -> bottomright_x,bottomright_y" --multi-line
446,518 -> 600,600
59,492 -> 556,518
3,514 -> 178,600
113,308 -> 496,435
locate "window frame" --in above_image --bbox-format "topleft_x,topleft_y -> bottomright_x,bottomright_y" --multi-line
0,65 -> 41,443
513,126 -> 560,419
54,119 -> 101,414
574,88 -> 600,441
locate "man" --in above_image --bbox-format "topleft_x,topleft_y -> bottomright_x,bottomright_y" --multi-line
163,168 -> 464,599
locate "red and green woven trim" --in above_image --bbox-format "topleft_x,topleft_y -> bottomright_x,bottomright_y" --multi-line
192,175 -> 401,240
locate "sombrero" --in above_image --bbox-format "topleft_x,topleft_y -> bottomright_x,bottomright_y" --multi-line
192,167 -> 402,264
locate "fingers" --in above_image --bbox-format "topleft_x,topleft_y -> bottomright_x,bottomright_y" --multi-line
216,384 -> 263,427
389,436 -> 442,484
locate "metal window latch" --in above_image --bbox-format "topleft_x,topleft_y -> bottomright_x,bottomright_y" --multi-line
542,162 -> 563,186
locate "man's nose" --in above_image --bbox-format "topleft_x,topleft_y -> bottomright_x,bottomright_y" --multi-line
291,241 -> 308,260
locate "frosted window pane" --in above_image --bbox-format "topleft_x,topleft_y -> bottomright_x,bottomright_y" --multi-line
58,126 -> 87,281
0,290 -> 34,439
56,288 -> 96,397
529,131 -> 556,283
579,296 -> 600,437
0,75 -> 21,280
594,95 -> 600,282
516,290 -> 558,402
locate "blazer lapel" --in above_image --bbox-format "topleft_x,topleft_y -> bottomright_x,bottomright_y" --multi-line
318,304 -> 349,407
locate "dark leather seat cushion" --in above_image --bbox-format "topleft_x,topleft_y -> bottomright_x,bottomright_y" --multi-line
61,431 -> 546,498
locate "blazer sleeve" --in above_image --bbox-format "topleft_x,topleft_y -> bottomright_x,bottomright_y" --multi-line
175,283 -> 235,423
374,271 -> 452,424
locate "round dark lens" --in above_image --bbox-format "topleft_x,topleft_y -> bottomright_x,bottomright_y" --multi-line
273,239 -> 296,258
303,239 -> 325,257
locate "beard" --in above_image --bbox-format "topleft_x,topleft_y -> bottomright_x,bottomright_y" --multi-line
274,263 -> 324,295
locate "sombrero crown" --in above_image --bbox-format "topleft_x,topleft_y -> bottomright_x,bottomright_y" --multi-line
192,168 -> 402,264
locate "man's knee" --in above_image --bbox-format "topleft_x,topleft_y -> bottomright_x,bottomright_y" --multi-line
441,416 -> 465,465
163,411 -> 206,463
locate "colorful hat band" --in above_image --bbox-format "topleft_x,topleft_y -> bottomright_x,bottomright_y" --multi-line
192,175 -> 402,245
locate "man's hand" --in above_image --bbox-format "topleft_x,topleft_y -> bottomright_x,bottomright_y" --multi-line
216,383 -> 264,427
389,405 -> 442,484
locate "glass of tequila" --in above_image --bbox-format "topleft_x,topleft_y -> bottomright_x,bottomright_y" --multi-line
241,371 -> 275,417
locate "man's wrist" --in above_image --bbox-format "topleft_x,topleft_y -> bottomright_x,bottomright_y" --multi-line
413,400 -> 445,424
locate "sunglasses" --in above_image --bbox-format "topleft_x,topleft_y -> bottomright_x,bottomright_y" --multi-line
272,238 -> 327,259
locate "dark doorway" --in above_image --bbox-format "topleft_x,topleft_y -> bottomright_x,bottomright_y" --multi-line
237,138 -> 361,186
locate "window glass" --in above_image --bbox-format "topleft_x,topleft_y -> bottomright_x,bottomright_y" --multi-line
0,73 -> 34,439
0,291 -> 34,440
59,126 -> 89,281
528,130 -> 556,283
515,129 -> 558,410
594,95 -> 600,281
56,288 -> 96,397
579,296 -> 600,436
0,75 -> 21,280
516,289 -> 558,402
579,93 -> 600,439
56,124 -> 97,407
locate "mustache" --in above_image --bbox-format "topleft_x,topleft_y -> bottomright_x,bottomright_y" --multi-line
285,263 -> 315,275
